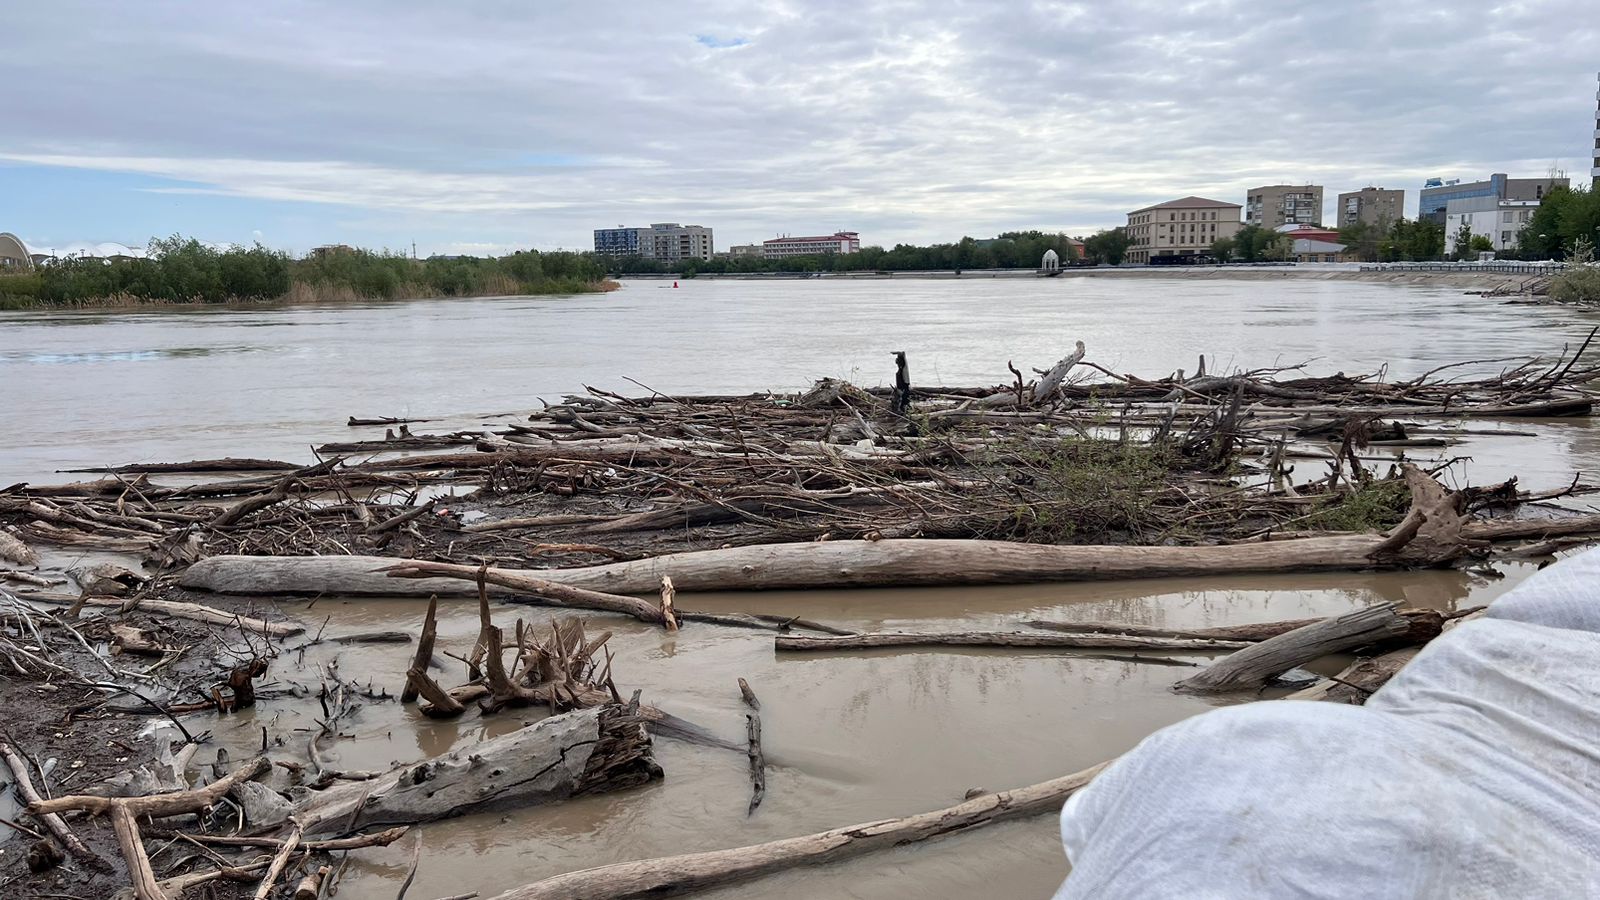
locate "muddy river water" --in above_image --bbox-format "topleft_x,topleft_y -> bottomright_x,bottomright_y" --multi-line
4,276 -> 1600,898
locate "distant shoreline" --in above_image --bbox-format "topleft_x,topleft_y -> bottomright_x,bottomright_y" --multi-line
620,267 -> 1544,292
0,279 -> 620,312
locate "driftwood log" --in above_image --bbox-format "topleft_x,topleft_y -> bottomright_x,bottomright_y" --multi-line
1025,608 -> 1444,644
183,468 -> 1464,595
0,530 -> 38,566
739,679 -> 765,816
31,757 -> 273,900
774,631 -> 1248,653
1286,648 -> 1420,704
0,738 -> 98,864
290,704 -> 661,834
1175,603 -> 1414,693
181,533 -> 1459,596
21,592 -> 302,637
1464,512 -> 1600,542
486,761 -> 1113,900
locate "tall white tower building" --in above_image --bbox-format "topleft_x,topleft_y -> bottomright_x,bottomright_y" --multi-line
1592,72 -> 1599,188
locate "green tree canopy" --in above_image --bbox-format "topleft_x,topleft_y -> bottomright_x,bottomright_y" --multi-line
1518,186 -> 1600,260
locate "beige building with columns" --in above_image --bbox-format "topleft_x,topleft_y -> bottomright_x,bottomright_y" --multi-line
1125,197 -> 1241,264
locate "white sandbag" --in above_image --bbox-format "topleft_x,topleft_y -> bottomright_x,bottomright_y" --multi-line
1054,548 -> 1600,899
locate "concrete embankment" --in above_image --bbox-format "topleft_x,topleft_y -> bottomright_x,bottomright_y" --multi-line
1056,266 -> 1550,294
624,267 -> 1547,293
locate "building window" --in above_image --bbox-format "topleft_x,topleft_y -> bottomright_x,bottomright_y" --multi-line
1502,211 -> 1514,223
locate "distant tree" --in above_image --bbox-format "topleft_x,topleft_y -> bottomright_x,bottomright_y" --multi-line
1337,220 -> 1382,262
1468,235 -> 1495,256
1208,236 -> 1235,263
1231,225 -> 1288,262
1452,222 -> 1475,260
1378,218 -> 1445,262
1083,227 -> 1130,265
1518,186 -> 1600,260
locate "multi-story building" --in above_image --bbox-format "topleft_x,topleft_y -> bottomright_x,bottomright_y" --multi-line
1445,197 -> 1543,253
1336,187 -> 1405,229
726,244 -> 761,257
592,227 -> 644,257
1418,174 -> 1567,224
1124,197 -> 1241,265
761,232 -> 861,259
592,223 -> 714,261
1245,185 -> 1323,228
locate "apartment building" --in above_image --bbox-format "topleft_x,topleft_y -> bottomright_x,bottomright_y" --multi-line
1245,185 -> 1323,228
592,223 -> 714,261
1336,187 -> 1405,229
762,232 -> 861,259
1418,174 -> 1567,224
726,244 -> 761,257
1445,197 -> 1542,252
1125,197 -> 1241,265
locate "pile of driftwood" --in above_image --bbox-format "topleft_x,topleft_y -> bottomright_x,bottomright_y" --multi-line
7,339 -> 1600,585
5,338 -> 1600,898
0,576 -> 663,900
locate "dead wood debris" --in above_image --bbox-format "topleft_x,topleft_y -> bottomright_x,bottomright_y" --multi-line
2,340 -> 1598,899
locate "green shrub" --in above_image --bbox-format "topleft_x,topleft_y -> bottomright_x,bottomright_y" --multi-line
1297,479 -> 1410,532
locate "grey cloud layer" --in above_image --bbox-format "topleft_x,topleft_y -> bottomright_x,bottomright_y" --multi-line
3,0 -> 1596,250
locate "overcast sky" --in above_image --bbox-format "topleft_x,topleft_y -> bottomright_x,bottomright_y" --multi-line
3,1 -> 1597,256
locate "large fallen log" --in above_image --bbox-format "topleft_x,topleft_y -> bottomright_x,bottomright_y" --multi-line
61,458 -> 301,475
486,761 -> 1113,900
180,532 -> 1454,595
1025,607 -> 1444,644
183,466 -> 1463,595
290,704 -> 661,834
380,560 -> 848,635
180,465 -> 1464,597
774,631 -> 1248,654
1175,603 -> 1413,693
20,592 -> 302,637
1464,513 -> 1600,542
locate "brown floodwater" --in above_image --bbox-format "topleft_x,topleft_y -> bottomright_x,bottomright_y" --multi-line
4,277 -> 1600,897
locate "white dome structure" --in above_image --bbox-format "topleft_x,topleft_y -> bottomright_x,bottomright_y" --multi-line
0,232 -> 32,270
1041,248 -> 1060,272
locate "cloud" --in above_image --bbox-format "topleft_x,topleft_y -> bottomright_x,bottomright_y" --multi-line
1,0 -> 1596,252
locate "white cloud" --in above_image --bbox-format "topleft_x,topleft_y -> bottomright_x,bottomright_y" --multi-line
1,0 -> 1596,251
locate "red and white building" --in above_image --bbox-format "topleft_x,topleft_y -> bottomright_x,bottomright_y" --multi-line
761,232 -> 860,259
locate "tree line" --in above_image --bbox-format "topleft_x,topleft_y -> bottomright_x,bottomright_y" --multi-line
608,230 -> 1090,275
1335,186 -> 1600,263
0,237 -> 611,307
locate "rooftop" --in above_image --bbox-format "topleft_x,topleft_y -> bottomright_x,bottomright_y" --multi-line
1129,196 -> 1241,214
763,232 -> 859,244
